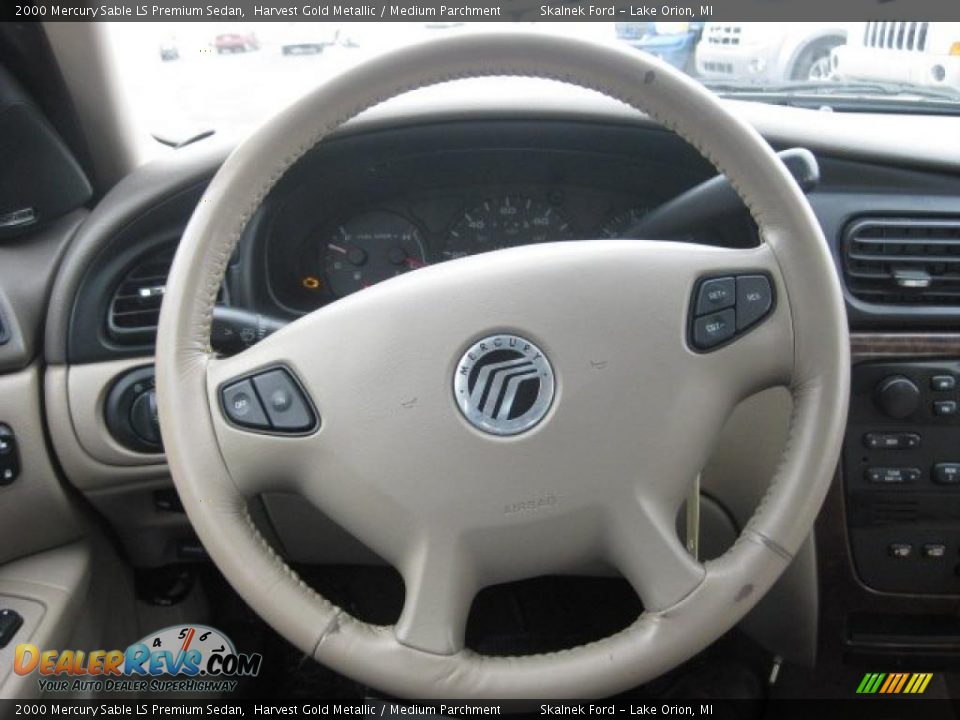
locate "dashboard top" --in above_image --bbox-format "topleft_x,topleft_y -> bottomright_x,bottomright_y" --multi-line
42,88 -> 960,365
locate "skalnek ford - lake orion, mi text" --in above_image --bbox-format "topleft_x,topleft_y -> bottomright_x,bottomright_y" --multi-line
541,4 -> 712,15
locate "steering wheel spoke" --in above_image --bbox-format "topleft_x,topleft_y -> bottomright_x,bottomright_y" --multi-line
395,536 -> 478,655
607,493 -> 705,611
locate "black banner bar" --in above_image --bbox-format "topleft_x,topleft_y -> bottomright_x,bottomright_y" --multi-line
7,0 -> 960,22
2,699 -> 960,718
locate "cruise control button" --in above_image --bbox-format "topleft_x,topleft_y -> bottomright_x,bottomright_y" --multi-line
693,309 -> 736,350
931,375 -> 956,391
735,275 -> 773,331
922,544 -> 946,559
251,369 -> 315,432
933,463 -> 960,485
696,277 -> 735,315
221,380 -> 270,430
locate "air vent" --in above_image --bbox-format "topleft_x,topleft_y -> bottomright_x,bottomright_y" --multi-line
842,217 -> 960,306
108,247 -> 175,343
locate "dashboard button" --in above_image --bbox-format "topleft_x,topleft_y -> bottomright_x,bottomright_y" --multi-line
922,544 -> 947,559
888,543 -> 912,559
933,463 -> 960,485
865,467 -> 920,484
933,400 -> 957,416
931,375 -> 956,391
693,309 -> 735,350
221,380 -> 270,430
735,275 -> 773,331
695,277 -> 735,315
863,432 -> 920,450
251,369 -> 316,432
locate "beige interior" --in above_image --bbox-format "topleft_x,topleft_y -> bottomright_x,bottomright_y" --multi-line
151,32 -> 848,698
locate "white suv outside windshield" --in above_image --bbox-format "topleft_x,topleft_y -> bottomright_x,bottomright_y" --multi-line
105,21 -> 960,147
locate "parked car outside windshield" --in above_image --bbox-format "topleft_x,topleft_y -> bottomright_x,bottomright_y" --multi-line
103,21 -> 960,152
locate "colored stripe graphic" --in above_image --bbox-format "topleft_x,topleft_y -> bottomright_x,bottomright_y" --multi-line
892,673 -> 909,693
857,672 -> 932,694
879,673 -> 897,693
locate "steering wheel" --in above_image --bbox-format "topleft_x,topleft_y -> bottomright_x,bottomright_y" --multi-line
156,32 -> 849,698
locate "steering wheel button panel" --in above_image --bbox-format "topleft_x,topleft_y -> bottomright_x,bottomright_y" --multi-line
221,379 -> 270,430
220,368 -> 318,434
695,276 -> 735,315
690,272 -> 775,351
252,369 -> 316,432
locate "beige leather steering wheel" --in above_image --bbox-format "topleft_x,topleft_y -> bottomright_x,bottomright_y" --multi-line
156,32 -> 849,698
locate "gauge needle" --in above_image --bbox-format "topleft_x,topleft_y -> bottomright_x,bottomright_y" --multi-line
327,243 -> 348,254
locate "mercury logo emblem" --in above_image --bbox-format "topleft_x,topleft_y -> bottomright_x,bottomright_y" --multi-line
454,334 -> 555,436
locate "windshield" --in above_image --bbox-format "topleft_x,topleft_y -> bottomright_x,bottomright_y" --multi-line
106,21 -> 960,144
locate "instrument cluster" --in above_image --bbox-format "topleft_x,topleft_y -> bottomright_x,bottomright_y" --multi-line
253,122 -> 759,316
279,192 -> 653,311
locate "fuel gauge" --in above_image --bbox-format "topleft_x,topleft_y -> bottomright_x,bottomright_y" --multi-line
322,211 -> 427,298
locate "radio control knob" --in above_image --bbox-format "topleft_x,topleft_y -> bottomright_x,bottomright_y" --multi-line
875,375 -> 920,419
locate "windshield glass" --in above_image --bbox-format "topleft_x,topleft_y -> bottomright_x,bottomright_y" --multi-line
106,21 -> 960,143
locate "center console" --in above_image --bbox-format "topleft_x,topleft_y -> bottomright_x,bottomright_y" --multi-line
844,360 -> 960,595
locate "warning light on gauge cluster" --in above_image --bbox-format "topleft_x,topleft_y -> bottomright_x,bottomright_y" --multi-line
301,276 -> 322,291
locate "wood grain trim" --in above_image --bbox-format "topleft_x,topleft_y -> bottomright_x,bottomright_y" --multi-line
851,333 -> 960,363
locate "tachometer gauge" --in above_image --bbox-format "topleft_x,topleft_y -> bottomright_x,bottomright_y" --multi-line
599,206 -> 651,238
444,195 -> 572,259
321,211 -> 427,298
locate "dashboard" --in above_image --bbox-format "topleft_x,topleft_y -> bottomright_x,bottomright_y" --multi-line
245,122 -> 757,316
34,98 -> 960,671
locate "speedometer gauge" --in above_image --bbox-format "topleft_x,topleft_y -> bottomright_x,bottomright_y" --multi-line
321,211 -> 427,298
444,195 -> 571,259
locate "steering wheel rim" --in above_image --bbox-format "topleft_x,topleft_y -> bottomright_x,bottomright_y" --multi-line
156,32 -> 849,699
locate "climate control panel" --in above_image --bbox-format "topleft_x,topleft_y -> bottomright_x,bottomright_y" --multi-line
844,360 -> 960,595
